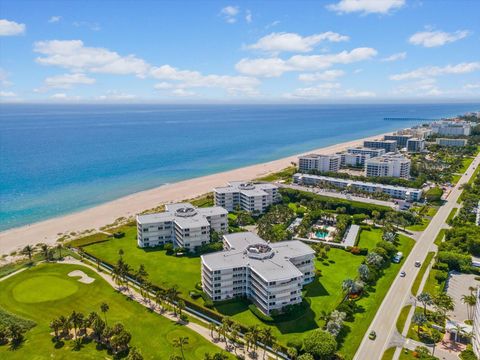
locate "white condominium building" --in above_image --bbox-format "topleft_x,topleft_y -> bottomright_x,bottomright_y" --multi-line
214,181 -> 280,214
397,127 -> 433,139
363,139 -> 398,153
293,173 -> 422,201
298,154 -> 341,173
136,203 -> 228,249
406,138 -> 425,153
384,134 -> 413,148
431,120 -> 471,136
340,147 -> 386,167
365,153 -> 411,179
201,232 -> 315,315
473,288 -> 480,358
435,138 -> 468,147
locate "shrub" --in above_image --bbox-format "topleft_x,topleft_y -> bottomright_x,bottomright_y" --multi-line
434,271 -> 448,283
303,329 -> 337,359
248,304 -> 274,322
286,338 -> 303,351
189,290 -> 202,299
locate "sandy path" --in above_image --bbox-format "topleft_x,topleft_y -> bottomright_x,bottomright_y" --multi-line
0,131 -> 391,256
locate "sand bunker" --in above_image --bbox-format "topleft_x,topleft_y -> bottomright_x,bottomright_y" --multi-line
68,270 -> 95,284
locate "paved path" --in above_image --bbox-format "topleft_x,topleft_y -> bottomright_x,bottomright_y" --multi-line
279,183 -> 397,209
354,152 -> 480,360
59,257 -> 276,360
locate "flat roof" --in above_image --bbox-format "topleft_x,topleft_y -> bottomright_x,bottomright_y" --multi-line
214,181 -> 277,196
202,232 -> 315,282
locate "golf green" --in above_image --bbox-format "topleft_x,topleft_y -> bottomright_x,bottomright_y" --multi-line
12,275 -> 79,303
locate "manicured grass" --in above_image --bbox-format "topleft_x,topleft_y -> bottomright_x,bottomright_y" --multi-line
452,174 -> 462,185
396,305 -> 412,333
256,166 -> 296,183
406,218 -> 429,231
0,263 -> 229,359
423,267 -> 446,296
83,225 -> 201,299
411,252 -> 435,296
382,347 -> 397,360
357,227 -> 383,250
446,208 -> 457,224
434,229 -> 446,246
460,157 -> 474,174
399,349 -> 421,360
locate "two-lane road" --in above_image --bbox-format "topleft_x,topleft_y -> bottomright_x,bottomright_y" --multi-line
353,153 -> 480,360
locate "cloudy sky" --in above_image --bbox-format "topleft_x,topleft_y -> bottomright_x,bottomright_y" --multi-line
1,0 -> 480,103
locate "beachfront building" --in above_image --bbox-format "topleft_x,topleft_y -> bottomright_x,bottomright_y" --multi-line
406,138 -> 426,153
431,120 -> 472,136
298,154 -> 341,173
214,181 -> 280,214
363,139 -> 397,153
136,203 -> 228,249
365,153 -> 411,179
435,138 -> 468,147
384,134 -> 413,149
293,173 -> 422,201
397,127 -> 433,139
340,147 -> 386,167
201,232 -> 315,315
473,288 -> 480,358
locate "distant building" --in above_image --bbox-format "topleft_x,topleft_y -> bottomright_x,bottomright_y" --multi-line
431,120 -> 471,136
136,203 -> 228,249
384,134 -> 413,148
340,147 -> 386,167
298,154 -> 341,173
214,181 -> 280,214
397,127 -> 433,139
201,232 -> 315,315
406,138 -> 425,153
365,153 -> 411,179
293,173 -> 422,201
435,138 -> 468,147
363,139 -> 397,153
473,288 -> 480,358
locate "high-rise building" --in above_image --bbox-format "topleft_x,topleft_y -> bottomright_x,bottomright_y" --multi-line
298,154 -> 341,173
431,120 -> 471,136
363,140 -> 397,153
365,153 -> 411,179
406,138 -> 425,152
384,134 -> 413,148
435,138 -> 468,147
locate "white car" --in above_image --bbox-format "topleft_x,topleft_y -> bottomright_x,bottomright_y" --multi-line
400,271 -> 406,277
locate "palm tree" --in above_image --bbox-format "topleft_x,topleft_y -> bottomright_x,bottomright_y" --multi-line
461,294 -> 476,320
453,323 -> 466,343
177,300 -> 185,316
58,315 -> 70,337
155,289 -> 166,312
208,322 -> 216,339
417,292 -> 433,316
100,302 -> 109,326
412,313 -> 427,337
21,245 -> 34,262
167,286 -> 181,315
50,318 -> 62,340
173,336 -> 189,360
230,323 -> 240,355
7,324 -> 24,346
56,243 -> 63,259
69,311 -> 83,338
249,325 -> 261,352
260,327 -> 275,360
40,243 -> 50,262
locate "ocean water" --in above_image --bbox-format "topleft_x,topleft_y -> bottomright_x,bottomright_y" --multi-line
1,103 -> 478,231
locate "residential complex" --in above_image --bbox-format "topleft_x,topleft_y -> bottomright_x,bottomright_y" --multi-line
384,134 -> 413,148
397,127 -> 433,139
365,153 -> 411,179
340,147 -> 385,167
435,138 -> 468,147
431,120 -> 471,136
201,232 -> 315,315
363,139 -> 397,153
298,154 -> 341,173
293,173 -> 422,201
214,181 -> 280,214
473,288 -> 480,358
136,203 -> 228,249
406,138 -> 425,153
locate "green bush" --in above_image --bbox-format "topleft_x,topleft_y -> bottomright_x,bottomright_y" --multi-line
248,304 -> 274,322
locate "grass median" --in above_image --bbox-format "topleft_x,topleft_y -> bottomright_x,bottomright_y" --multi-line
411,251 -> 435,296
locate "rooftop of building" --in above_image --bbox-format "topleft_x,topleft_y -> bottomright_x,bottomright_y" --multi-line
214,181 -> 277,195
347,146 -> 386,152
365,153 -> 410,164
299,153 -> 340,159
137,202 -> 227,226
364,139 -> 398,144
201,232 -> 315,282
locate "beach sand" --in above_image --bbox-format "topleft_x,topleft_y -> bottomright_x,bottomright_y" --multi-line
0,131 -> 392,256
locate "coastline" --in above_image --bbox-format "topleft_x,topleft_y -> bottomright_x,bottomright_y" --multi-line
0,130 -> 393,256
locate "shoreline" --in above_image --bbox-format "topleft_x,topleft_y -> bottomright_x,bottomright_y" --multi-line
0,131 -> 393,256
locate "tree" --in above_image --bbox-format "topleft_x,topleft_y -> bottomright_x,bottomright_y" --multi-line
40,243 -> 51,262
127,347 -> 144,360
326,310 -> 346,337
177,300 -> 185,316
412,313 -> 427,337
260,327 -> 275,360
433,292 -> 454,322
358,264 -> 370,283
50,318 -> 62,340
342,279 -> 355,295
173,336 -> 189,360
136,264 -> 148,283
417,292 -> 433,316
7,324 -> 25,347
56,243 -> 64,259
118,248 -> 124,257
208,322 -> 216,339
303,329 -> 337,359
69,311 -> 83,339
100,302 -> 109,326
461,294 -> 476,320
365,252 -> 384,268
430,329 -> 443,355
167,286 -> 181,315
297,354 -> 314,360
21,245 -> 34,261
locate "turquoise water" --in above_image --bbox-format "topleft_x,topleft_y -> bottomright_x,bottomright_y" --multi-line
1,103 -> 478,231
315,231 -> 328,239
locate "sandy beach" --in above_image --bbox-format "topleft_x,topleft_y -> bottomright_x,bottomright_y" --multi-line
0,131 -> 392,256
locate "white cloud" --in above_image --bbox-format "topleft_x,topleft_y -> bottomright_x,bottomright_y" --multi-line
51,93 -> 67,99
298,70 -> 345,82
44,73 -> 96,88
236,47 -> 377,77
464,83 -> 480,90
151,65 -> 260,94
392,78 -> 442,96
390,62 -> 480,81
381,52 -> 406,62
73,21 -> 101,31
34,40 -> 150,76
247,32 -> 349,53
343,89 -> 376,97
0,19 -> 26,36
48,16 -> 61,23
0,90 -> 16,97
285,83 -> 375,99
96,90 -> 137,101
409,30 -> 470,48
245,9 -> 252,23
327,0 -> 405,14
220,6 -> 240,23
172,88 -> 196,97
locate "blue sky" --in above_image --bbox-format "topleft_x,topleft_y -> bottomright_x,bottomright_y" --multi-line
1,0 -> 479,103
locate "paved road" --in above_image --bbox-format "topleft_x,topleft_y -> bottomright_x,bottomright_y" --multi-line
279,183 -> 397,209
353,153 -> 480,360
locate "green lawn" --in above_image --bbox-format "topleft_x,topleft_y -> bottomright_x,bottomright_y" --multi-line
434,229 -> 446,246
396,305 -> 412,333
406,218 -> 430,231
446,208 -> 458,224
452,174 -> 462,185
0,263 -> 229,359
423,268 -> 446,296
382,347 -> 396,360
460,157 -> 474,174
83,225 -> 201,299
411,252 -> 435,296
357,227 -> 383,250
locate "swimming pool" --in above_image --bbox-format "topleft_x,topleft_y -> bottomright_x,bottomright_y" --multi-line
315,231 -> 328,239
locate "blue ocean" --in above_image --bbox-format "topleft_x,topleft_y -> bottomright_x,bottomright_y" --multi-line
1,103 -> 479,231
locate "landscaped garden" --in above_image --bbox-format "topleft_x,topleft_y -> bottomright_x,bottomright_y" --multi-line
0,263 -> 230,359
